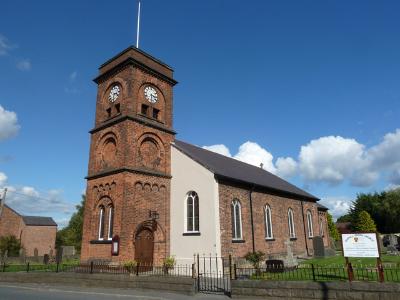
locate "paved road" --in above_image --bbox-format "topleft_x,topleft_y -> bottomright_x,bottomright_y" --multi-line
0,283 -> 232,300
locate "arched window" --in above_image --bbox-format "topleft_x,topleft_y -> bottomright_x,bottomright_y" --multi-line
231,199 -> 243,240
265,205 -> 273,239
306,210 -> 314,238
98,206 -> 105,240
186,191 -> 199,232
288,208 -> 295,238
319,218 -> 324,237
107,205 -> 114,240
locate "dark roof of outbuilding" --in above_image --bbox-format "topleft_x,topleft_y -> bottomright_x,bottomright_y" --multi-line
22,216 -> 57,226
173,140 -> 319,201
316,203 -> 329,211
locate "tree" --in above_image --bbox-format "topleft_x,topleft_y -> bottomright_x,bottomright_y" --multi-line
0,235 -> 22,258
56,195 -> 85,252
347,189 -> 400,233
336,214 -> 352,223
353,210 -> 377,232
327,213 -> 339,241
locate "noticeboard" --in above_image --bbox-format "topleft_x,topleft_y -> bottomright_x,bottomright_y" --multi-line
342,233 -> 380,258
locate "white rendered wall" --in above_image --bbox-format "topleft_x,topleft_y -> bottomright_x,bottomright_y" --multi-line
170,145 -> 221,266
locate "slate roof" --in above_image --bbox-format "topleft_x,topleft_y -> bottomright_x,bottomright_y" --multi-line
316,203 -> 329,211
22,216 -> 57,226
173,140 -> 319,201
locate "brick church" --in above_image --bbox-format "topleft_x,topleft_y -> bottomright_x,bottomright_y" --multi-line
81,46 -> 330,265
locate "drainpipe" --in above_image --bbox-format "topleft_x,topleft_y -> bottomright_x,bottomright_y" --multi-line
300,200 -> 310,256
249,185 -> 255,253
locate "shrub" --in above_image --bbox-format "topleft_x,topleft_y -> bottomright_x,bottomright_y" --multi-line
0,235 -> 22,258
163,256 -> 176,269
123,260 -> 137,273
244,251 -> 265,270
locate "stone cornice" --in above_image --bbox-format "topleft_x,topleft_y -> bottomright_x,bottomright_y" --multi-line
89,114 -> 176,135
94,57 -> 178,86
86,167 -> 172,180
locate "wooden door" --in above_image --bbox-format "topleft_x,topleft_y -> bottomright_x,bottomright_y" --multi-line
135,229 -> 154,267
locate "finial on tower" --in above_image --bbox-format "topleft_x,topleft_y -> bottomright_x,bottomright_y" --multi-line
136,0 -> 141,48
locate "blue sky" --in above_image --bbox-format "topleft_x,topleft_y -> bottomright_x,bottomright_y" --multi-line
0,0 -> 399,226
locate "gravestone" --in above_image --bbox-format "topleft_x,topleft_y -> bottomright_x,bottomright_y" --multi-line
49,249 -> 53,257
284,239 -> 298,267
33,248 -> 39,262
313,236 -> 325,257
329,237 -> 337,250
56,247 -> 63,264
61,246 -> 76,257
19,248 -> 26,264
265,259 -> 284,273
43,254 -> 49,265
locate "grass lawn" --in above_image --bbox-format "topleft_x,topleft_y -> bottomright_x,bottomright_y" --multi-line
301,254 -> 400,267
242,254 -> 400,282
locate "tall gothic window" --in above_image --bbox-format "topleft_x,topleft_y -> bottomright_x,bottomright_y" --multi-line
107,205 -> 114,240
288,208 -> 296,238
319,217 -> 324,237
306,210 -> 314,238
265,205 -> 273,239
231,199 -> 243,240
186,191 -> 199,232
98,206 -> 105,240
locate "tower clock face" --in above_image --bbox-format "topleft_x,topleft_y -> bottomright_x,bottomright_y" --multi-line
144,86 -> 158,103
108,85 -> 120,103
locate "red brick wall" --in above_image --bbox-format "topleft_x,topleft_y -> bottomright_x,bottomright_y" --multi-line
81,47 -> 175,265
218,182 -> 328,261
0,206 -> 24,239
20,226 -> 56,257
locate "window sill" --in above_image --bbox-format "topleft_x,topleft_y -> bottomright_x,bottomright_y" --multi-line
90,240 -> 112,244
232,239 -> 245,243
290,237 -> 297,241
265,238 -> 275,241
308,236 -> 314,239
183,232 -> 201,236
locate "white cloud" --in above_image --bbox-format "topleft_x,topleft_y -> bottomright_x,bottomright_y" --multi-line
319,196 -> 353,219
276,157 -> 298,178
69,71 -> 77,81
203,144 -> 232,157
0,171 -> 76,227
390,169 -> 400,185
0,105 -> 20,141
16,59 -> 31,71
0,172 -> 7,187
298,136 -> 368,185
0,34 -> 14,56
202,128 -> 400,187
385,184 -> 400,191
234,141 -> 277,173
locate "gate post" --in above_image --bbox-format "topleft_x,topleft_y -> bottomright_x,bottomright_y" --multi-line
197,254 -> 200,291
90,261 -> 94,274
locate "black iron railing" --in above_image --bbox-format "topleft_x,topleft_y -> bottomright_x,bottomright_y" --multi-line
235,263 -> 400,282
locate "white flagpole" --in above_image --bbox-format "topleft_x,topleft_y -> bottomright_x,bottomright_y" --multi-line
136,0 -> 141,48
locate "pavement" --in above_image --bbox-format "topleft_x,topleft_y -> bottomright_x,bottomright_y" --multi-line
0,283 -> 232,300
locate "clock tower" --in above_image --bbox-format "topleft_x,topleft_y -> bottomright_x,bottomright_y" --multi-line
81,47 -> 177,264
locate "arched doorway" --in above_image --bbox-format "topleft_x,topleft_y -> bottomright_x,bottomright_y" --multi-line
134,228 -> 154,266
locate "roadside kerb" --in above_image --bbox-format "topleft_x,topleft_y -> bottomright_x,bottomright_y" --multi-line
231,279 -> 400,299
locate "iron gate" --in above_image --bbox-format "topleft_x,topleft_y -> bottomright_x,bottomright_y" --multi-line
196,255 -> 231,296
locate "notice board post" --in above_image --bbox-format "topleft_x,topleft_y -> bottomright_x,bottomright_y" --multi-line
341,232 -> 383,282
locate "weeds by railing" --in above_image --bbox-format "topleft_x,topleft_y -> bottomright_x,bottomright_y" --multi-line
235,263 -> 400,283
